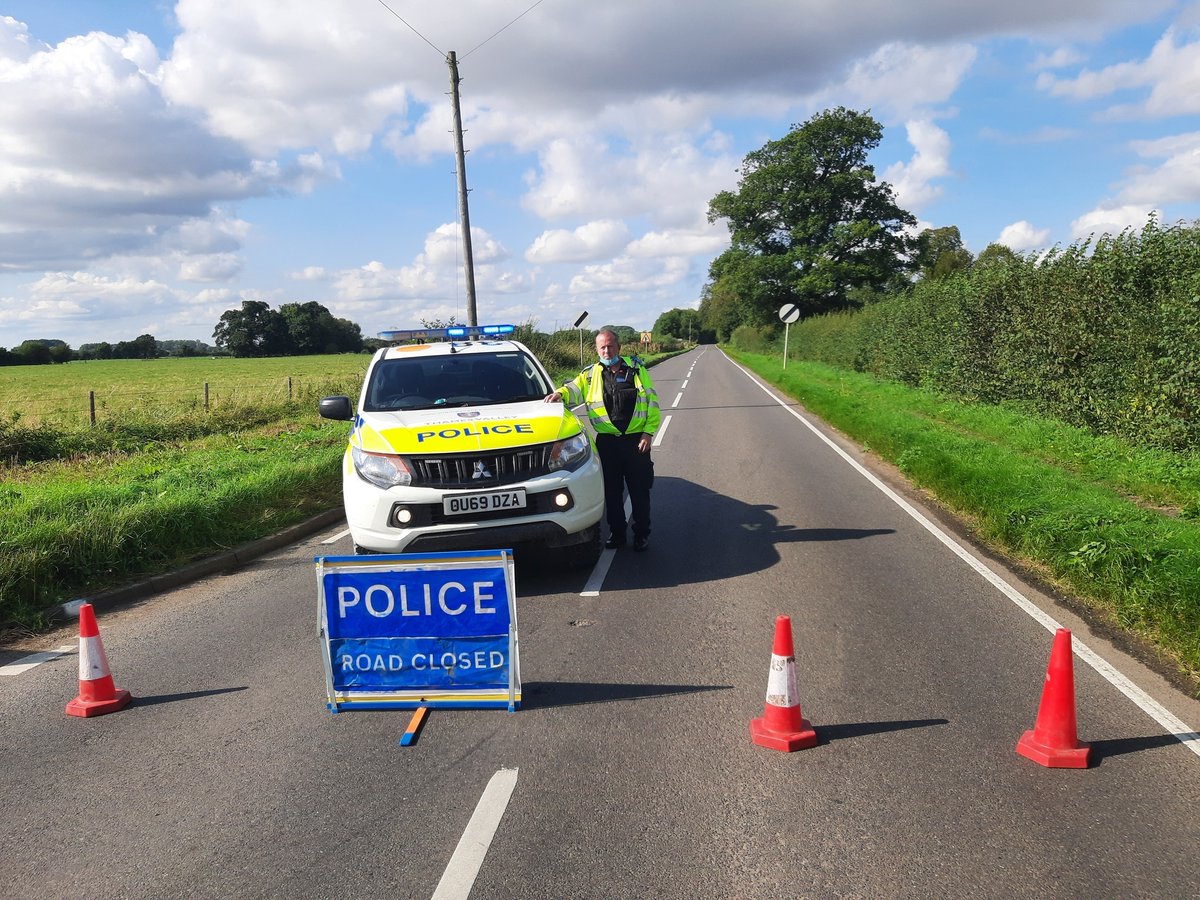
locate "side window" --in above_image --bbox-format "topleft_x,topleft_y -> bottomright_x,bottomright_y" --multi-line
514,354 -> 545,395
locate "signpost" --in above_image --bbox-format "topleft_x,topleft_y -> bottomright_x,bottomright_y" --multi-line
573,311 -> 589,368
316,550 -> 520,712
779,303 -> 801,369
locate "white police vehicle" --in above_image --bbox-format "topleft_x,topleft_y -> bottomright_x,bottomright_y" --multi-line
318,324 -> 604,564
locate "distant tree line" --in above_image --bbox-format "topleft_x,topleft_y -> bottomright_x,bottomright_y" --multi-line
1,299 -> 368,366
0,335 -> 220,366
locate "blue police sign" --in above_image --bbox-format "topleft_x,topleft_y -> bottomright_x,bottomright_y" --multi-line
316,550 -> 520,711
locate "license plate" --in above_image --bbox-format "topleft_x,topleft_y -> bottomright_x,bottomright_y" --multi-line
443,489 -> 527,516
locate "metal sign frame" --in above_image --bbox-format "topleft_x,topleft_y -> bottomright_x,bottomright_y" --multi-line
316,550 -> 521,712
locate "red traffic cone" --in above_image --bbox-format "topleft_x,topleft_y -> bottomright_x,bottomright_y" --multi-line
1016,628 -> 1090,768
66,603 -> 132,718
750,615 -> 817,752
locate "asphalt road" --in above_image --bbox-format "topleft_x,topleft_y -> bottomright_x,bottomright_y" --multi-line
3,347 -> 1200,899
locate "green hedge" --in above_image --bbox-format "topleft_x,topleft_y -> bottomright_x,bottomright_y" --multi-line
792,219 -> 1200,451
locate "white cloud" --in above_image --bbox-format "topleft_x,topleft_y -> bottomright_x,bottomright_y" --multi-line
626,228 -> 729,259
569,256 -> 691,295
422,223 -> 510,267
825,42 -> 978,117
291,266 -> 329,282
998,220 -> 1051,250
521,133 -> 739,230
1120,130 -> 1200,203
882,119 -> 953,210
178,253 -> 243,283
1070,204 -> 1160,239
1037,28 -> 1200,118
0,18 -> 335,273
526,220 -> 631,264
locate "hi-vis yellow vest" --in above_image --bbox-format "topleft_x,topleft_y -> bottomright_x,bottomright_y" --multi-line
561,358 -> 661,436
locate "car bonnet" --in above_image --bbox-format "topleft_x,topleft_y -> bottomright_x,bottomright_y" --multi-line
351,400 -> 584,454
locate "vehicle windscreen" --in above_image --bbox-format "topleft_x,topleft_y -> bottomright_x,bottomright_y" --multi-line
363,351 -> 552,411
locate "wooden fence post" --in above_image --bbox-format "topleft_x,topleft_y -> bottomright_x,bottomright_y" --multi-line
204,382 -> 209,410
287,376 -> 293,401
89,391 -> 96,426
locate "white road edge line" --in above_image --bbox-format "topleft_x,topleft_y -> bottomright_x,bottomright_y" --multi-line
731,354 -> 1200,757
321,528 -> 351,545
1,645 -> 75,678
431,767 -> 519,900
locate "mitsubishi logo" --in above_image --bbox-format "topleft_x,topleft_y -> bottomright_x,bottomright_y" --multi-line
472,460 -> 494,480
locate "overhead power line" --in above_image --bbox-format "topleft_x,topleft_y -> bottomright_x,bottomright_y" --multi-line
373,0 -> 550,62
463,0 -> 549,59
373,0 -> 443,57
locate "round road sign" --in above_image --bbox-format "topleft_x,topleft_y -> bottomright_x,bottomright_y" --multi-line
779,303 -> 801,324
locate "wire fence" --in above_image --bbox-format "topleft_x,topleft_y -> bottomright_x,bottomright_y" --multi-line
0,375 -> 363,426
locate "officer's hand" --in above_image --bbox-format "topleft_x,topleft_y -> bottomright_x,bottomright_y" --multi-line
544,391 -> 562,403
637,435 -> 652,453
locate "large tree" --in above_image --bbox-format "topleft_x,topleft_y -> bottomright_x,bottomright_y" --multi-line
974,242 -> 1020,269
279,301 -> 362,354
698,274 -> 749,344
917,225 -> 973,280
706,107 -> 919,324
213,300 -> 291,357
652,307 -> 701,341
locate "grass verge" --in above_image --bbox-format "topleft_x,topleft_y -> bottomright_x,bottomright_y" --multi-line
0,419 -> 348,628
730,351 -> 1200,691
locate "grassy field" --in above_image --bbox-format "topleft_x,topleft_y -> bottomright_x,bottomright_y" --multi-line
0,354 -> 368,426
0,355 -> 367,628
730,350 -> 1200,692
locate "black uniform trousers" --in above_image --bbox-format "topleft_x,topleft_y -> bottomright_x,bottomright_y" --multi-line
594,431 -> 653,540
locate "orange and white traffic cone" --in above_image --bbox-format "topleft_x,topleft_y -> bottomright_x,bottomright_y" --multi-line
750,615 -> 818,752
1016,628 -> 1090,768
65,603 -> 132,718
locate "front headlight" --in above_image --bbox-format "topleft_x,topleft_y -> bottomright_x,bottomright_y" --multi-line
547,432 -> 591,472
351,446 -> 414,489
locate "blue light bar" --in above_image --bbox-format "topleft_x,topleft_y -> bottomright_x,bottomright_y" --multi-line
378,324 -> 516,343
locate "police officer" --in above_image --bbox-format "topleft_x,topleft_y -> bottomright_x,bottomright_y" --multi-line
545,330 -> 660,551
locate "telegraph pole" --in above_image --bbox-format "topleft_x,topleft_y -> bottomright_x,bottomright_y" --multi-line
447,51 -> 478,326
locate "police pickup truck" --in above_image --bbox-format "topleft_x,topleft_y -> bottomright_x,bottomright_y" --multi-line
318,324 -> 604,565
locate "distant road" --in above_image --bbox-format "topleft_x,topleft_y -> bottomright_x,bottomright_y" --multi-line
3,346 -> 1199,899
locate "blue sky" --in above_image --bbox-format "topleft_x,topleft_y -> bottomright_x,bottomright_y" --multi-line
3,1 -> 1200,348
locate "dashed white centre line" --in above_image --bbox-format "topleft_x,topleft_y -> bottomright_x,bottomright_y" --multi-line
671,392 -> 683,408
652,415 -> 672,448
431,768 -> 519,900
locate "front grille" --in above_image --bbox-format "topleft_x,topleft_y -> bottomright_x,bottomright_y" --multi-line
410,445 -> 553,487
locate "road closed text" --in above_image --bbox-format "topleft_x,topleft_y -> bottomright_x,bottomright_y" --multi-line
340,649 -> 505,673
